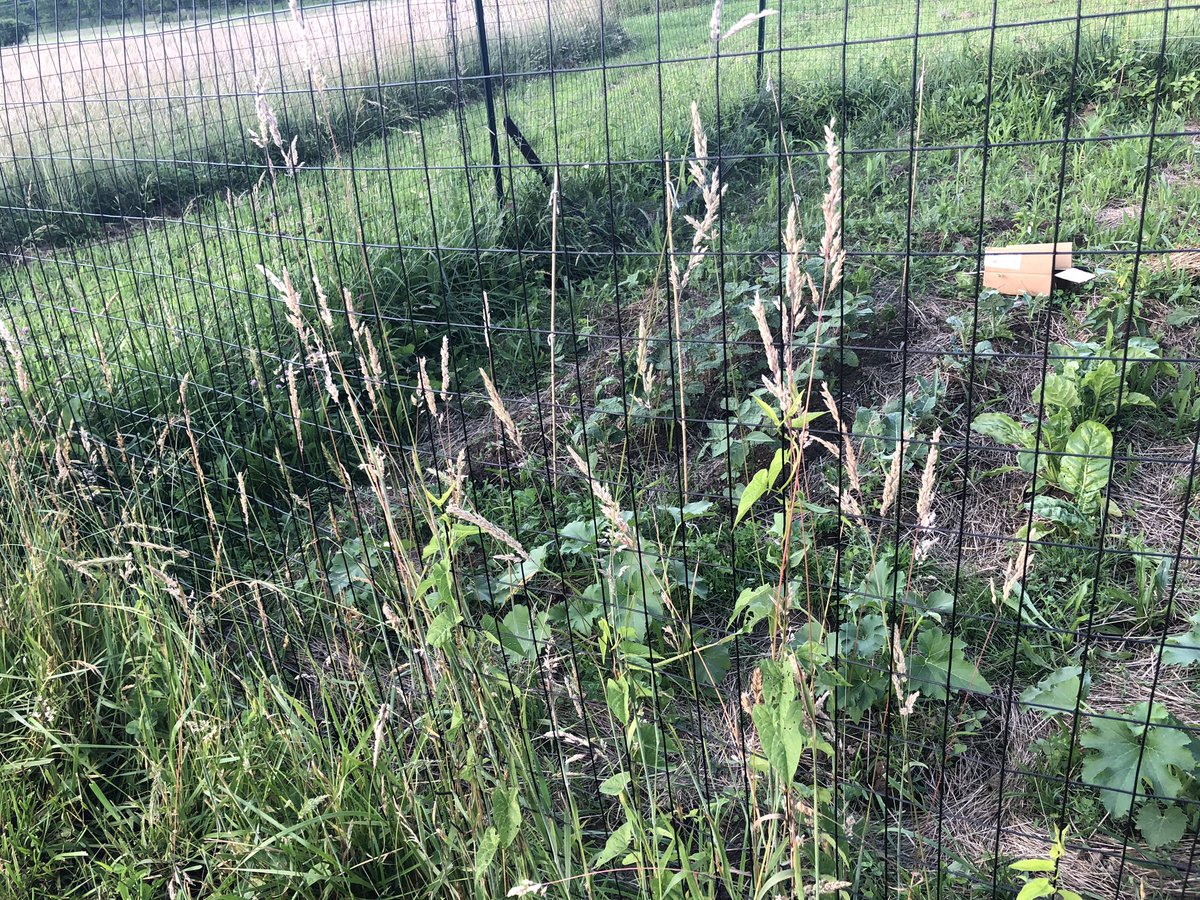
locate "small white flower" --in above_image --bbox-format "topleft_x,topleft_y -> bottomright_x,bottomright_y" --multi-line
507,880 -> 548,897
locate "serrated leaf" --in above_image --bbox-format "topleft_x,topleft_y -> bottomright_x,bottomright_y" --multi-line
1136,801 -> 1187,849
492,785 -> 521,848
1060,420 -> 1112,501
599,772 -> 631,796
972,412 -> 1035,449
1166,305 -> 1200,326
1080,703 -> 1197,819
425,609 -> 462,649
1020,665 -> 1089,716
910,627 -> 992,700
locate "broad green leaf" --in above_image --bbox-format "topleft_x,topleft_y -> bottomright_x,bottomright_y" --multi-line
752,393 -> 781,428
1015,878 -> 1055,900
730,584 -> 775,631
750,659 -> 814,782
599,772 -> 631,797
788,409 -> 826,430
605,677 -> 630,725
910,627 -> 992,700
1019,665 -> 1089,716
1123,391 -> 1157,409
1034,372 -> 1079,410
1080,703 -> 1197,819
971,412 -> 1035,449
691,639 -> 731,691
475,826 -> 499,880
629,720 -> 668,771
1059,420 -> 1113,501
594,821 -> 632,867
1126,336 -> 1163,360
1081,361 -> 1120,406
1166,307 -> 1195,328
1009,859 -> 1055,872
1162,612 -> 1200,667
768,446 -> 785,483
735,451 -> 784,526
658,500 -> 713,526
925,590 -> 955,614
1167,305 -> 1200,326
1030,495 -> 1088,532
1136,801 -> 1187,849
861,558 -> 906,608
492,785 -> 521,848
499,605 -> 551,661
559,519 -> 598,554
425,609 -> 462,649
831,613 -> 887,660
493,544 -> 548,596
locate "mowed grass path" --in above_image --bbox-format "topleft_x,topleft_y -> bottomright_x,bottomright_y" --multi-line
0,0 -> 609,248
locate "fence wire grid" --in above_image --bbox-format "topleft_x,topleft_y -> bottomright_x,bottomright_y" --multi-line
2,0 -> 1200,898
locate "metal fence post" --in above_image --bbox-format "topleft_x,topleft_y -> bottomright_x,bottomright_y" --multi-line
756,0 -> 767,85
473,0 -> 505,205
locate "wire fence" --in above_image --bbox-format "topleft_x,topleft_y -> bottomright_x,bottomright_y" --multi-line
2,0 -> 1200,897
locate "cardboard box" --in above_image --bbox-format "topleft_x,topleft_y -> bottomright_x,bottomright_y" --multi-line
982,242 -> 1095,295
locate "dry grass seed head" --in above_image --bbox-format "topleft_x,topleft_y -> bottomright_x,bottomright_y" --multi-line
567,446 -> 635,550
0,318 -> 30,394
416,356 -> 439,419
479,367 -> 525,454
878,438 -> 904,518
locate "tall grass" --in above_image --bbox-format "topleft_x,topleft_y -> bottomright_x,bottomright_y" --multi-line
0,104 -> 867,897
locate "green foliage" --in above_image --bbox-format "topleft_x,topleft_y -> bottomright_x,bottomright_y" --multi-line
1058,420 -> 1114,510
1020,665 -> 1089,717
736,447 -> 786,525
910,627 -> 993,700
751,658 -> 822,784
1080,702 -> 1197,822
1136,801 -> 1188,850
971,329 -> 1170,558
0,17 -> 30,46
1163,611 -> 1200,667
1008,826 -> 1083,900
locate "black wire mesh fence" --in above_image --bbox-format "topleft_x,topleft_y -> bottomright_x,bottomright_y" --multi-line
1,0 -> 1199,897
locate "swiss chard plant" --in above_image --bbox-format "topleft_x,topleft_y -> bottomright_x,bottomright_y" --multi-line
971,329 -> 1167,537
